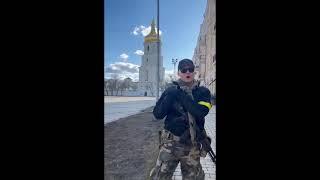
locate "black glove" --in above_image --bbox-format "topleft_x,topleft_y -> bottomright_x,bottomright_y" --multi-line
201,136 -> 212,152
175,87 -> 210,120
196,129 -> 211,144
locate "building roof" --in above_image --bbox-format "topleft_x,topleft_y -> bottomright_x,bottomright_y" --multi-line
144,19 -> 160,43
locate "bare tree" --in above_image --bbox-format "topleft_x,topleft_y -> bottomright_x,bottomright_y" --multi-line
105,74 -> 121,96
118,77 -> 135,96
110,74 -> 121,96
115,82 -> 121,96
104,79 -> 109,96
119,79 -> 127,96
106,79 -> 115,96
131,82 -> 138,91
106,75 -> 138,96
123,77 -> 132,90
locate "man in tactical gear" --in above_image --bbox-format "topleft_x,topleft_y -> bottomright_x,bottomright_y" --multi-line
149,59 -> 213,180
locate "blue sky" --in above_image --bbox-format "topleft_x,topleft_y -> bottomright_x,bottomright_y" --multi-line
105,0 -> 207,81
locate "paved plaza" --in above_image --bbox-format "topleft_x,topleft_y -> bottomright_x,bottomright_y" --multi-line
104,96 -> 156,124
104,96 -> 216,179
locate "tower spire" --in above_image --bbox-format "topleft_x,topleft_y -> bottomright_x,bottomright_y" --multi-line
151,19 -> 156,34
144,19 -> 160,43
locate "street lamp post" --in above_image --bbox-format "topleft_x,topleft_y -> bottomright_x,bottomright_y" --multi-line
172,58 -> 178,79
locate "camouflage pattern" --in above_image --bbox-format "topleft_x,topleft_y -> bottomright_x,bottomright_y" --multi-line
150,130 -> 205,180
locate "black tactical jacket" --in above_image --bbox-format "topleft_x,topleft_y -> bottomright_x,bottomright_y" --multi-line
153,81 -> 212,137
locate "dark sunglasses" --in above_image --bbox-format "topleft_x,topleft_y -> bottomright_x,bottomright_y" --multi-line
180,67 -> 194,73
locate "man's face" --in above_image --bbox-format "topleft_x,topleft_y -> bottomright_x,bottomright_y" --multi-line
178,66 -> 195,83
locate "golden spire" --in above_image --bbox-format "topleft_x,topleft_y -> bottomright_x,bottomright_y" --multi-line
144,19 -> 160,43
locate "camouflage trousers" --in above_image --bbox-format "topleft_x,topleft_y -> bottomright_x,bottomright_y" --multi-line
149,130 -> 205,180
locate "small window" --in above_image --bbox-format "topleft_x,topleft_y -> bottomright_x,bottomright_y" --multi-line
147,58 -> 148,62
148,46 -> 149,51
213,54 -> 216,63
146,70 -> 148,81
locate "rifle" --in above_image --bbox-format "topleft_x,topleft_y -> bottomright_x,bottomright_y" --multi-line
198,130 -> 216,164
174,82 -> 216,165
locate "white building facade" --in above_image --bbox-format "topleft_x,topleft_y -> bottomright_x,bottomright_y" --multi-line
193,0 -> 216,95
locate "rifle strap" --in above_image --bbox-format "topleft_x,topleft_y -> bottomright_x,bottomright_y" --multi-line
180,86 -> 197,146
